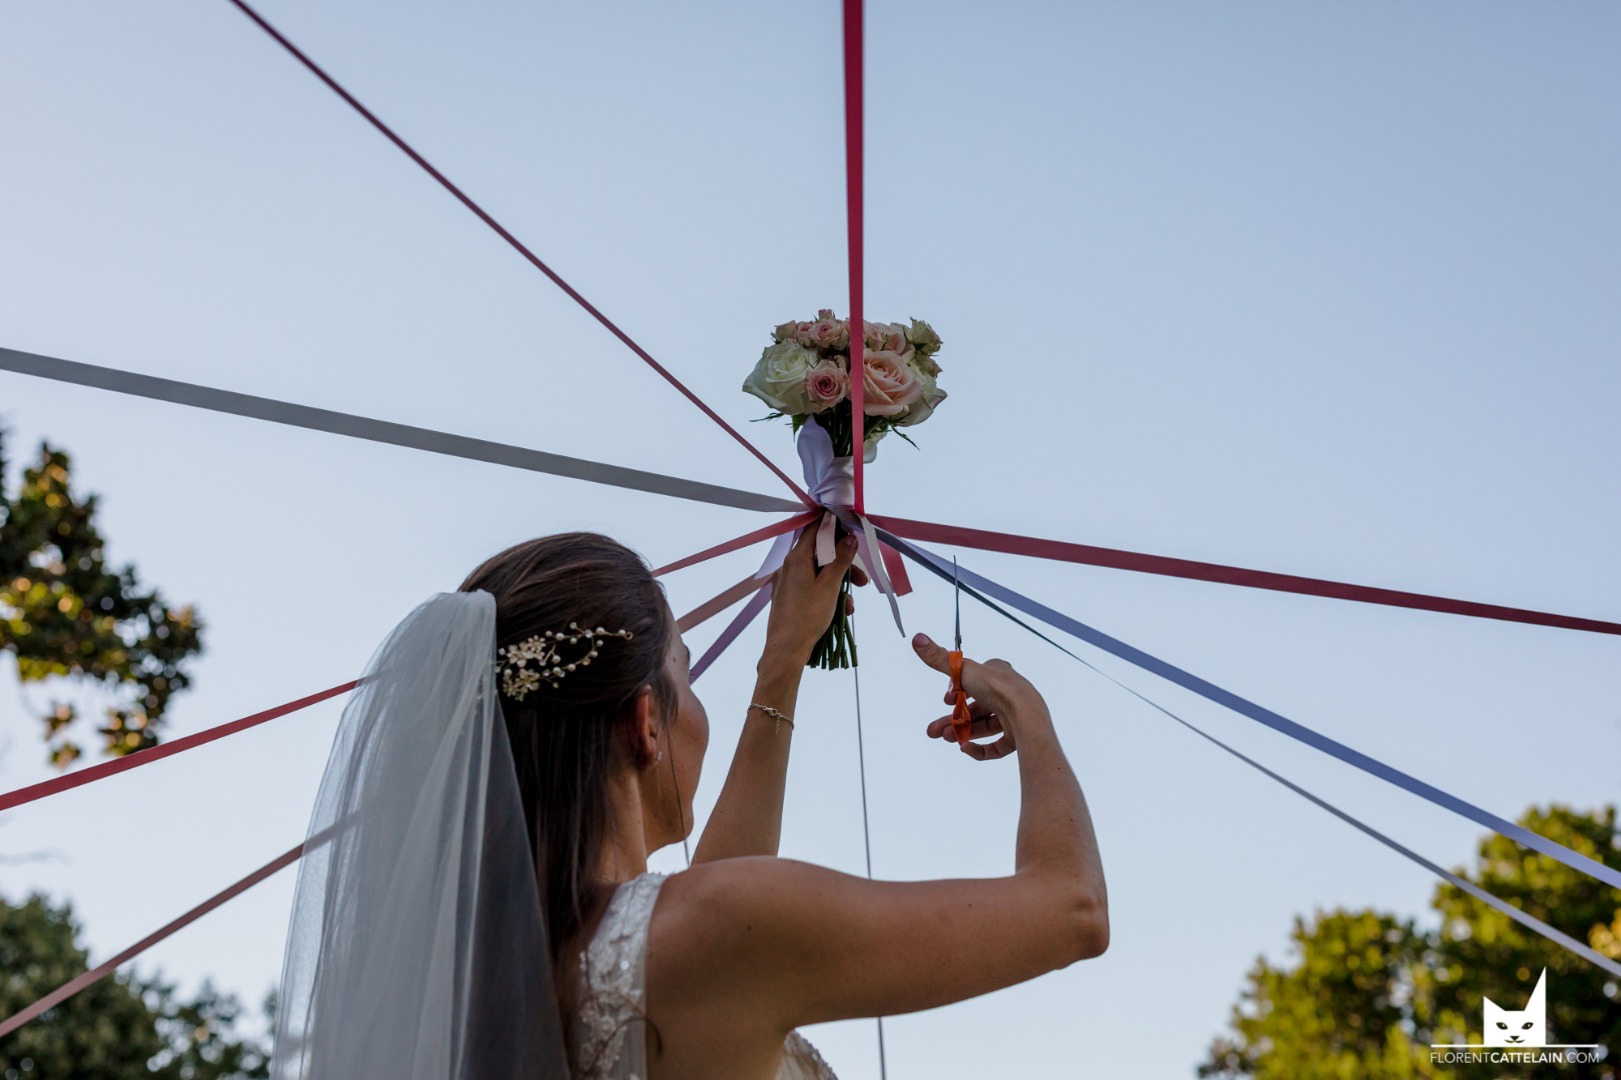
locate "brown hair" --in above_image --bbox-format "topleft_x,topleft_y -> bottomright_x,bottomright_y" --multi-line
457,532 -> 677,963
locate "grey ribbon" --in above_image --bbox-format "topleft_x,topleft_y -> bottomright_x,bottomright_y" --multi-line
0,347 -> 803,515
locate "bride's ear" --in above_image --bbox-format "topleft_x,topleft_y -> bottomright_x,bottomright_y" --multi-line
625,684 -> 662,768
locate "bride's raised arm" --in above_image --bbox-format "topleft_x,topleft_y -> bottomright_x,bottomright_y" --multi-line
691,526 -> 862,863
664,634 -> 1108,1031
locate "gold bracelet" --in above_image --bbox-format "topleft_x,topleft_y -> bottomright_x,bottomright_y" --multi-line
748,702 -> 794,735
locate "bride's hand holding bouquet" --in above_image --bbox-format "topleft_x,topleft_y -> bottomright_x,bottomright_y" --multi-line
742,311 -> 947,669
758,525 -> 870,680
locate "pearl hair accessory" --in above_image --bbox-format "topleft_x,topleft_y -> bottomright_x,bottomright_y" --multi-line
497,621 -> 635,701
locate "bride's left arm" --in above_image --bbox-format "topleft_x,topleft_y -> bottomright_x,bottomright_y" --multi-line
691,526 -> 859,863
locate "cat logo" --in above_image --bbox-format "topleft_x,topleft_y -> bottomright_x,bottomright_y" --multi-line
1482,969 -> 1547,1047
1429,968 -> 1606,1065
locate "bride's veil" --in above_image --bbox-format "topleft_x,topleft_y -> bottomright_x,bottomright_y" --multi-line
270,590 -> 569,1079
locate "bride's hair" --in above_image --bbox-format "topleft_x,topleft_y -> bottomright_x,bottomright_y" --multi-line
458,532 -> 678,961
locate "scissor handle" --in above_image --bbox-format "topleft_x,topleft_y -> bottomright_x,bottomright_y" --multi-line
947,649 -> 972,745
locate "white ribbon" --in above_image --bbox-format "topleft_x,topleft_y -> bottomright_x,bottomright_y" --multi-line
754,420 -> 904,633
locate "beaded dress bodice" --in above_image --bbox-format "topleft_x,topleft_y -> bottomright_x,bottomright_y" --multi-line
570,872 -> 839,1080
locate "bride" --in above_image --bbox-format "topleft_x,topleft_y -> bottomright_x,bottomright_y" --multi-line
268,525 -> 1107,1079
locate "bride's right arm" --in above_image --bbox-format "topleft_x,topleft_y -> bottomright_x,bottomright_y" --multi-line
656,635 -> 1108,1032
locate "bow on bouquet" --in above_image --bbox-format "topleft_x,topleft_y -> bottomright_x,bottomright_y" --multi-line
743,311 -> 947,669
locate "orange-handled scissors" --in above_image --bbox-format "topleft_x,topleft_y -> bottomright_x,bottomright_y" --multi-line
948,557 -> 973,746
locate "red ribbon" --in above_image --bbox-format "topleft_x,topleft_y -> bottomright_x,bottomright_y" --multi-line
872,514 -> 1621,636
653,511 -> 820,577
843,0 -> 866,514
0,841 -> 307,1039
677,575 -> 769,633
0,681 -> 358,814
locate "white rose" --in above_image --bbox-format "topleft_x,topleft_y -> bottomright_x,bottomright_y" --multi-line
895,366 -> 947,427
742,341 -> 819,414
905,318 -> 943,374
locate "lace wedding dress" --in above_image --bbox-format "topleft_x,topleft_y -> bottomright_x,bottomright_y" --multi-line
571,872 -> 839,1080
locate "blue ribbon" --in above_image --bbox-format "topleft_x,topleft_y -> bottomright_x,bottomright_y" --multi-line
877,529 -> 1621,896
892,543 -> 1621,978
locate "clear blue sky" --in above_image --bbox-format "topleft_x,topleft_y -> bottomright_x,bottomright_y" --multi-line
2,2 -> 1618,1075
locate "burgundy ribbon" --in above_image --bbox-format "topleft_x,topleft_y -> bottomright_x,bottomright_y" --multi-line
222,0 -> 814,510
871,514 -> 1621,636
691,582 -> 774,682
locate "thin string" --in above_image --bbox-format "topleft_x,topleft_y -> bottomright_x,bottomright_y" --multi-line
850,638 -> 890,1080
669,737 -> 692,867
220,0 -> 815,509
851,661 -> 877,881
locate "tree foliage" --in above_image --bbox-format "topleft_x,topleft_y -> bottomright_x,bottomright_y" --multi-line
0,892 -> 270,1079
1201,803 -> 1621,1079
0,427 -> 203,767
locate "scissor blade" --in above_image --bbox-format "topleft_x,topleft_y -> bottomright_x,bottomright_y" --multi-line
952,556 -> 962,650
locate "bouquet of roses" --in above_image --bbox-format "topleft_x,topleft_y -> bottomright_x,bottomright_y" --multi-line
742,310 -> 946,668
743,310 -> 946,455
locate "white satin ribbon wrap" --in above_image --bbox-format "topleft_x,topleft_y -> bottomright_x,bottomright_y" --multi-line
755,420 -> 904,633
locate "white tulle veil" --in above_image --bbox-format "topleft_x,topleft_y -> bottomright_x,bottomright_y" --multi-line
270,590 -> 569,1079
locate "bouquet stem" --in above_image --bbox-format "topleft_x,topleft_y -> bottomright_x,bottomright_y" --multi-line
807,570 -> 858,670
806,408 -> 880,459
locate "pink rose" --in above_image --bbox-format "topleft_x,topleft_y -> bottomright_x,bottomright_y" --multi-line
803,358 -> 849,412
793,321 -> 818,347
772,320 -> 799,343
863,321 -> 908,354
859,350 -> 922,416
806,319 -> 843,349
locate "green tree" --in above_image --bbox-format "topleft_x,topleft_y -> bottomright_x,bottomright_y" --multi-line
1428,805 -> 1621,1073
0,427 -> 203,767
0,892 -> 270,1079
1201,803 -> 1621,1080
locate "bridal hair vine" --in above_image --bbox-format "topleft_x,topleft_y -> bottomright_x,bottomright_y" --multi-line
496,621 -> 635,701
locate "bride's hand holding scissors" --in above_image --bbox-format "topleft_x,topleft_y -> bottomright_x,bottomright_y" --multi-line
911,633 -> 1048,761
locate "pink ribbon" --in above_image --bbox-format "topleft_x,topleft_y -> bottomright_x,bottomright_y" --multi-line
843,0 -> 866,513
653,510 -> 819,577
0,681 -> 358,814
